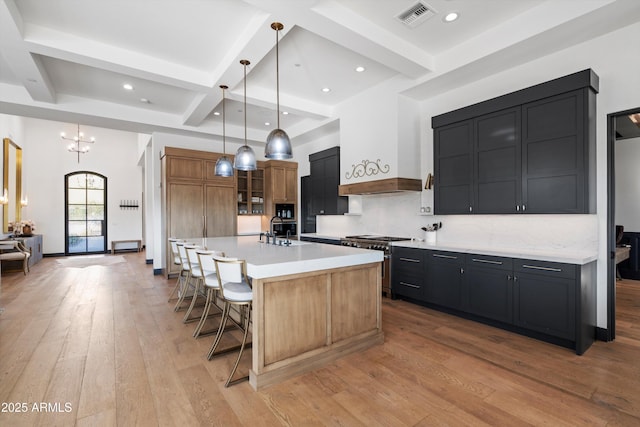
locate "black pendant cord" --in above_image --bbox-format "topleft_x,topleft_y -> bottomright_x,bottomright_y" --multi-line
276,27 -> 280,128
221,86 -> 226,154
243,62 -> 248,145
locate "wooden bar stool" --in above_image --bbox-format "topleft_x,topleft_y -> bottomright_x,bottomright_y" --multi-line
192,249 -> 226,338
206,255 -> 253,387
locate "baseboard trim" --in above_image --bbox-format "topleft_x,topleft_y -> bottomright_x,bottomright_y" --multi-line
153,268 -> 163,275
596,327 -> 611,342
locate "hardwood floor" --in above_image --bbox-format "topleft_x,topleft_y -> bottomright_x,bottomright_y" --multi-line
1,253 -> 639,426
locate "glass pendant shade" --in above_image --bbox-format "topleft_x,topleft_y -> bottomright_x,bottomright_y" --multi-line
265,128 -> 292,159
214,155 -> 234,176
234,145 -> 257,171
265,22 -> 293,160
215,84 -> 235,177
234,59 -> 257,171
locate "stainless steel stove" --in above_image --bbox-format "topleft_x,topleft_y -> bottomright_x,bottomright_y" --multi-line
340,235 -> 410,254
340,235 -> 411,297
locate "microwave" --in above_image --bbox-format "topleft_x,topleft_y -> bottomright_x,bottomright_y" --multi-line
275,203 -> 295,220
272,221 -> 296,237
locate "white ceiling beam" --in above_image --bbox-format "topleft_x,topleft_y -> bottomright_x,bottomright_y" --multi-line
0,0 -> 55,103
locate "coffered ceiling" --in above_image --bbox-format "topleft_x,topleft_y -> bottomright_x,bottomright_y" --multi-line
1,0 -> 639,147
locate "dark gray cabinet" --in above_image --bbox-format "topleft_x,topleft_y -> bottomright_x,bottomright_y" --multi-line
391,247 -> 425,300
433,69 -> 598,215
464,254 -> 513,324
522,89 -> 595,213
434,121 -> 473,214
425,251 -> 464,310
309,147 -> 348,216
391,246 -> 596,354
474,108 -> 521,213
513,260 -> 577,341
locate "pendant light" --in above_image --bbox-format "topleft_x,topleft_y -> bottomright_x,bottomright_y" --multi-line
234,59 -> 257,171
214,85 -> 234,177
265,22 -> 293,160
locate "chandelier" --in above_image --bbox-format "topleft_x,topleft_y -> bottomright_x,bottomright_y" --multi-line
60,124 -> 95,163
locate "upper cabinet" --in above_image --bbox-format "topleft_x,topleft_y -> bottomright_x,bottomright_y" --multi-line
267,161 -> 297,203
309,147 -> 348,215
432,69 -> 598,215
237,165 -> 265,215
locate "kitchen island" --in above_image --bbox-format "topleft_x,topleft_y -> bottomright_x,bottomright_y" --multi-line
190,236 -> 384,390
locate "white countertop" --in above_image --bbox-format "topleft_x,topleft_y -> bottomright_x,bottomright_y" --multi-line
392,240 -> 597,265
183,235 -> 382,279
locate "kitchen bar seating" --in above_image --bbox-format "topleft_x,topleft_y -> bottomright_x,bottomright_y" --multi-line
183,244 -> 205,323
166,238 -> 186,302
173,242 -> 192,312
207,256 -> 253,387
192,249 -> 225,338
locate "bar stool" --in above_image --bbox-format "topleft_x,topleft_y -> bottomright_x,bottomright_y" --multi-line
173,242 -> 193,312
183,244 -> 205,323
167,238 -> 187,302
192,249 -> 226,338
207,255 -> 253,387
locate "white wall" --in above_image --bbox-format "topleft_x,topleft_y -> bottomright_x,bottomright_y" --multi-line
615,136 -> 640,232
21,117 -> 142,254
317,21 -> 640,329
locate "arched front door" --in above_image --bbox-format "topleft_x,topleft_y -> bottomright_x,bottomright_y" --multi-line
65,172 -> 107,255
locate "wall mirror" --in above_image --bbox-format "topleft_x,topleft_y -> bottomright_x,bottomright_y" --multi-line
3,137 -> 22,233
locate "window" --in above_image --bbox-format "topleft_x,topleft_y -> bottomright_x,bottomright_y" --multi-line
65,172 -> 107,254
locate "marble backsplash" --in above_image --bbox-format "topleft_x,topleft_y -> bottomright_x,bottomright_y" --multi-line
316,192 -> 598,254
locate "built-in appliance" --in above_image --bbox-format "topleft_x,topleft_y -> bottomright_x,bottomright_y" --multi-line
340,235 -> 411,297
275,203 -> 295,220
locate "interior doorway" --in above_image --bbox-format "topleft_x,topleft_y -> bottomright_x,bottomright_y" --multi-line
65,171 -> 108,255
607,107 -> 640,341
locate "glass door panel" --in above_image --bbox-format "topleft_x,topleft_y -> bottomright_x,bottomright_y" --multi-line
65,172 -> 107,254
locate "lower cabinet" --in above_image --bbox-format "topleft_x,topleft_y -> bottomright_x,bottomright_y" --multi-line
464,254 -> 513,324
391,247 -> 425,301
425,251 -> 464,310
391,247 -> 596,354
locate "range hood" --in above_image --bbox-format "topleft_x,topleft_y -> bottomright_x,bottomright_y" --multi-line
338,178 -> 422,196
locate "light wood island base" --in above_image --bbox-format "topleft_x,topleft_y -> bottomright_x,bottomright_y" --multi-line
250,261 -> 383,390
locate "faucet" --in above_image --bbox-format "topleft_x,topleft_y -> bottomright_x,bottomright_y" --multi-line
269,215 -> 284,245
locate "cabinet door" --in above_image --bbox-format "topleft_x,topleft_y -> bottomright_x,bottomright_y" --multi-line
205,184 -> 236,237
168,182 -> 204,239
392,247 -> 425,300
425,251 -> 464,309
464,255 -> 513,323
309,148 -> 346,215
474,108 -> 521,213
285,167 -> 297,202
513,260 -> 576,340
522,90 -> 585,213
434,121 -> 473,214
272,166 -> 297,203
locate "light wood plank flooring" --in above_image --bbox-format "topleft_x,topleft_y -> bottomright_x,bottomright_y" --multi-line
1,252 -> 639,426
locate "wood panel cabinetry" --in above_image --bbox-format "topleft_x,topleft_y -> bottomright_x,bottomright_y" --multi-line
433,69 -> 598,215
268,163 -> 297,203
162,147 -> 236,276
391,246 -> 596,354
237,166 -> 265,215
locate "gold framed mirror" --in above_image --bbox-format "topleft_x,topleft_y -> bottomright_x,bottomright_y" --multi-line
3,137 -> 22,233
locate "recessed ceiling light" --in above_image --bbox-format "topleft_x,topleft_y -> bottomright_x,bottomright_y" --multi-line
321,87 -> 331,93
123,83 -> 134,90
213,111 -> 220,116
282,111 -> 289,115
140,98 -> 150,104
444,12 -> 459,22
355,66 -> 365,73
264,122 -> 270,126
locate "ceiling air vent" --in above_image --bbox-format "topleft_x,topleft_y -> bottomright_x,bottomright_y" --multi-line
396,1 -> 436,28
